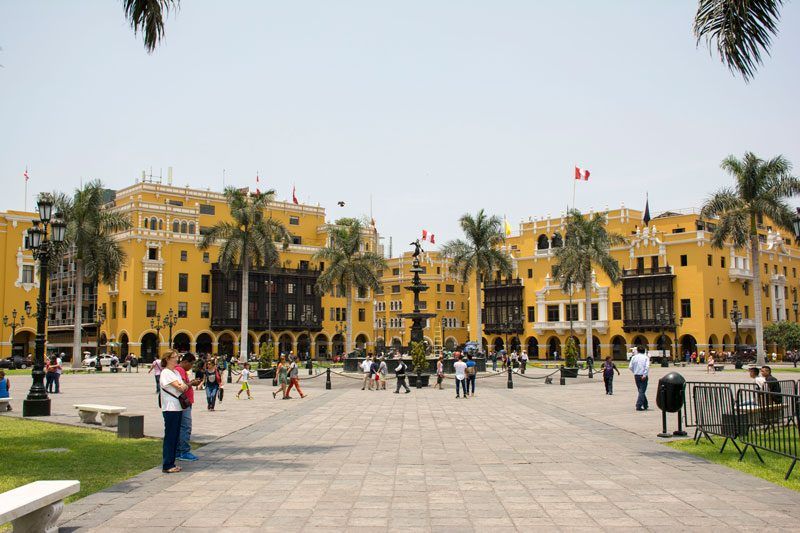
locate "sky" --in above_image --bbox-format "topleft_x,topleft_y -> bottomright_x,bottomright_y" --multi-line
1,1 -> 799,256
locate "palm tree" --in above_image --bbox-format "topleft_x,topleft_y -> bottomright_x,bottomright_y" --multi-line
58,181 -> 132,368
552,209 -> 625,363
314,218 -> 386,355
200,188 -> 290,362
441,210 -> 512,351
694,0 -> 785,82
123,0 -> 179,53
701,152 -> 799,365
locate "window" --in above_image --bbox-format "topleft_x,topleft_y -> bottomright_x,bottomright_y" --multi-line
227,279 -> 237,291
180,250 -> 188,261
680,299 -> 691,318
445,284 -> 455,293
289,216 -> 300,225
784,266 -> 788,277
651,256 -> 658,270
794,268 -> 797,278
636,257 -> 645,272
547,305 -> 559,322
111,302 -> 117,319
200,302 -> 209,319
146,301 -> 157,317
527,306 -> 535,322
391,285 -> 400,294
148,247 -> 158,260
201,275 -> 210,293
168,199 -> 183,206
612,302 -> 622,320
767,307 -> 771,321
744,305 -> 750,319
707,254 -> 713,267
392,268 -> 400,276
591,303 -> 599,321
123,271 -> 127,281
565,304 -> 579,322
172,221 -> 180,233
180,222 -> 188,234
357,287 -> 367,299
178,273 -> 188,292
709,298 -> 714,318
722,299 -> 728,318
226,301 -> 238,319
527,268 -> 533,279
21,265 -> 34,283
765,263 -> 768,274
291,236 -> 302,245
680,255 -> 687,267
299,260 -> 309,270
122,301 -> 127,318
178,302 -> 188,318
202,252 -> 209,263
672,228 -> 685,233
199,204 -> 215,215
358,308 -> 366,322
146,271 -> 158,290
721,257 -> 726,268
287,283 -> 295,294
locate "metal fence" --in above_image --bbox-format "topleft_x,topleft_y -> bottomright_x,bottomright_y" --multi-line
682,380 -> 795,430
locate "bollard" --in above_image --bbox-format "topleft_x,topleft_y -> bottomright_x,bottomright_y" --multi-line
674,410 -> 687,437
308,359 -> 313,376
588,364 -> 593,379
507,365 -> 513,389
326,368 -> 332,390
416,371 -> 422,389
560,376 -> 565,385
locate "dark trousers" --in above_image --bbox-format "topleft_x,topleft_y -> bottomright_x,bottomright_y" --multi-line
54,373 -> 61,393
520,361 -> 526,374
456,378 -> 466,396
634,375 -> 648,409
395,376 -> 410,392
162,411 -> 182,471
206,383 -> 219,409
467,375 -> 476,394
154,375 -> 160,394
45,373 -> 55,393
603,375 -> 613,394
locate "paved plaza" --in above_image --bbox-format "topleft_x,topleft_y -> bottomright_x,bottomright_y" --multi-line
5,365 -> 800,531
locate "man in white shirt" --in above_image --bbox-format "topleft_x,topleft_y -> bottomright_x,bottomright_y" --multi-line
361,356 -> 373,390
629,346 -> 650,411
454,355 -> 468,399
520,350 -> 529,374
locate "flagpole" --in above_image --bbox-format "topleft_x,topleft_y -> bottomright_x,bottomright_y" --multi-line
572,177 -> 576,211
24,168 -> 28,212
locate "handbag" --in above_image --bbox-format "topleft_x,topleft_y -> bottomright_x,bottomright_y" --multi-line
161,386 -> 191,409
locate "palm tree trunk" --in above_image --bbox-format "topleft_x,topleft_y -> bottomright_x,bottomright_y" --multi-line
345,285 -> 353,354
239,256 -> 249,364
71,259 -> 84,368
751,233 -> 766,366
584,280 -> 593,361
475,275 -> 483,349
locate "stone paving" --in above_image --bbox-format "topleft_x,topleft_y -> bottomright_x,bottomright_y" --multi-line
4,364 -> 800,531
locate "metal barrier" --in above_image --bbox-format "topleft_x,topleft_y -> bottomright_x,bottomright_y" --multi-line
682,380 -> 794,430
692,385 -> 742,453
734,388 -> 800,480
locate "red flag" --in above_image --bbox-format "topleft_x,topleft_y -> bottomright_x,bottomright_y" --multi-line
23,168 -> 29,182
292,185 -> 298,205
574,166 -> 590,181
421,229 -> 427,241
255,173 -> 260,195
430,234 -> 435,244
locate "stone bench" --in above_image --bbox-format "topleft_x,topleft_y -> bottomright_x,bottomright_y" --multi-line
73,404 -> 126,427
0,397 -> 11,411
0,480 -> 79,533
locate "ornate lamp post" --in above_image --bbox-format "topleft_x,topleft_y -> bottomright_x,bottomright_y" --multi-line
441,317 -> 447,355
382,318 -> 388,356
730,303 -> 742,365
3,309 -> 24,359
793,301 -> 798,323
161,308 -> 179,350
335,322 -> 347,357
656,306 -> 671,367
95,307 -> 106,355
22,196 -> 66,416
150,313 -> 164,360
300,310 -> 318,374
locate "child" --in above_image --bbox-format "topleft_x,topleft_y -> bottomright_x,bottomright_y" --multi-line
236,363 -> 253,399
601,356 -> 620,395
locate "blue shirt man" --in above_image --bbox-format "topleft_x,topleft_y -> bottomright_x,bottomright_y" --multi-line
629,347 -> 650,411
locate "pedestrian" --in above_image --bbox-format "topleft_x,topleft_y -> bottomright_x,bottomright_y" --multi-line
236,362 -> 253,399
54,353 -> 63,393
601,356 -> 620,395
361,355 -> 373,390
793,350 -> 798,368
520,350 -> 528,374
393,355 -> 411,393
175,353 -> 201,462
465,353 -> 477,397
149,357 -> 163,395
194,355 -> 205,390
370,357 -> 380,391
158,351 -> 188,473
378,357 -> 388,390
454,354 -> 467,399
273,355 -> 288,399
434,356 -> 444,390
284,356 -> 307,399
203,360 -> 222,410
706,354 -> 716,373
0,370 -> 11,411
629,346 -> 650,411
45,356 -> 56,393
491,351 -> 498,372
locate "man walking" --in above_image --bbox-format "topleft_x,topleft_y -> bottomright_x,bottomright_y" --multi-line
629,346 -> 649,411
520,350 -> 528,374
361,355 -> 373,390
394,355 -> 410,394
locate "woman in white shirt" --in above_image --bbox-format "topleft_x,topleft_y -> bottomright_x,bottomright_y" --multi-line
159,351 -> 189,473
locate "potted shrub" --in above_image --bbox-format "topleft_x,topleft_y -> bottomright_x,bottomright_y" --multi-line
407,341 -> 430,387
257,342 -> 276,379
561,337 -> 579,378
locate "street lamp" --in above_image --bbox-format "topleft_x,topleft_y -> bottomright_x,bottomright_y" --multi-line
441,316 -> 447,355
95,307 -> 106,355
161,308 -> 179,350
300,310 -> 318,374
150,313 -> 164,360
793,301 -> 798,323
3,309 -> 24,358
730,303 -> 742,364
22,195 -> 66,416
655,306 -> 671,367
335,321 -> 347,357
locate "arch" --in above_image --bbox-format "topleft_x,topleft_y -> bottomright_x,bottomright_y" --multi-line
149,217 -> 157,230
158,219 -> 163,230
196,332 -> 213,354
180,221 -> 188,234
680,334 -> 698,356
333,334 -> 346,356
188,222 -> 195,235
592,336 -> 601,358
143,218 -> 149,229
99,332 -> 108,354
744,334 -> 754,346
632,335 -> 649,351
355,333 -> 369,351
140,332 -> 160,363
258,333 -> 274,347
493,337 -> 505,353
547,336 -> 561,359
526,337 -> 539,359
247,332 -> 257,357
315,333 -> 329,359
509,336 -> 521,353
172,220 -> 180,233
722,334 -> 732,352
11,330 -> 34,358
218,332 -> 236,358
656,334 -> 673,357
551,233 -> 563,248
707,334 -> 719,353
482,337 -> 489,354
444,336 -> 457,351
278,333 -> 294,355
611,335 -> 626,360
537,234 -> 550,250
297,333 -> 311,358
172,332 -> 191,352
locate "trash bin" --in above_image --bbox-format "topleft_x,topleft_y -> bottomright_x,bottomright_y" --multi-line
656,372 -> 686,413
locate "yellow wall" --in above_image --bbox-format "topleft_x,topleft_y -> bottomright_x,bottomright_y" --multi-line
0,211 -> 39,358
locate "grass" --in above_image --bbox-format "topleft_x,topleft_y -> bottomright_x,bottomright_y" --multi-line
667,436 -> 800,492
0,417 -> 162,504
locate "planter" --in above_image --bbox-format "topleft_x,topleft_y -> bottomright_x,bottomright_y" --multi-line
660,358 -> 669,368
407,374 -> 430,387
257,368 -> 276,380
560,367 -> 578,378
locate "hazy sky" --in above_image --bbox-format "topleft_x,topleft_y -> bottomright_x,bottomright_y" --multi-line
1,1 -> 799,255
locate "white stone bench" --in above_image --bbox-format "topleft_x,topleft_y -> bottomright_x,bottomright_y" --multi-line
0,397 -> 11,411
73,404 -> 126,427
0,480 -> 79,533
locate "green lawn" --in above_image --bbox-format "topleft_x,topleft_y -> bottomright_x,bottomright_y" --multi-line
667,437 -> 800,492
0,417 -> 162,503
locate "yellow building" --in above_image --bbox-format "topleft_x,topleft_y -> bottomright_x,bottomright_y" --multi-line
0,210 -> 39,359
375,251 -> 470,353
471,206 -> 800,360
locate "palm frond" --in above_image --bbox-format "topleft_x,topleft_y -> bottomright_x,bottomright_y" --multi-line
123,0 -> 180,54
